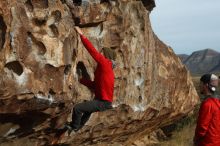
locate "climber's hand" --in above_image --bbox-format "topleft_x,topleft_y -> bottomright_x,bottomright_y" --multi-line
74,26 -> 83,35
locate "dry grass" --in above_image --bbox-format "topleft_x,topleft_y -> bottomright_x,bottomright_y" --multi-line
160,123 -> 196,146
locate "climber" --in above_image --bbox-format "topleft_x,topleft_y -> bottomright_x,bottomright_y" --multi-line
65,26 -> 116,133
194,74 -> 220,146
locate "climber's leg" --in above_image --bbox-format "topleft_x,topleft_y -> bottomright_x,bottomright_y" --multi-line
71,99 -> 112,130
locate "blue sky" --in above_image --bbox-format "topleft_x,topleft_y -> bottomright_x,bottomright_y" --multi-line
150,0 -> 220,55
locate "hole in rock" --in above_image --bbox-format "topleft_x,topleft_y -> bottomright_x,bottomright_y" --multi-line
76,61 -> 90,80
0,15 -> 7,50
25,0 -> 34,11
73,0 -> 82,6
64,64 -> 71,75
27,32 -> 47,55
32,0 -> 49,9
5,61 -> 23,76
63,37 -> 76,64
110,46 -> 118,50
49,88 -> 56,95
36,41 -> 47,55
138,96 -> 142,103
33,18 -> 47,26
44,64 -> 57,71
73,17 -> 80,26
141,0 -> 156,11
38,91 -> 44,95
51,10 -> 62,22
49,24 -> 59,37
100,0 -> 110,3
78,21 -> 104,28
0,111 -> 50,138
72,48 -> 77,62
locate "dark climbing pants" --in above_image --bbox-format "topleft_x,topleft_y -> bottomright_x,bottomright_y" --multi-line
72,99 -> 112,130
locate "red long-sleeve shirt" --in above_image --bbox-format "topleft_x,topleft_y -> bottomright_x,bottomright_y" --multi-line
79,35 -> 114,102
195,97 -> 220,146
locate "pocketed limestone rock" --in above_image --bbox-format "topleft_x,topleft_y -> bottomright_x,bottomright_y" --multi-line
0,0 -> 198,145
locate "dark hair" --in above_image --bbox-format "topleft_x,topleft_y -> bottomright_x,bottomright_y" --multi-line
200,74 -> 211,84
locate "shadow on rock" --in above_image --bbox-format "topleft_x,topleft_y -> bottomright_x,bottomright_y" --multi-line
0,111 -> 50,139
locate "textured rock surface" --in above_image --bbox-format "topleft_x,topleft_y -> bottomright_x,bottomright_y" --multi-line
0,0 -> 198,145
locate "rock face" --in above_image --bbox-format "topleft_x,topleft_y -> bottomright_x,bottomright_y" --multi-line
178,49 -> 220,75
0,0 -> 198,145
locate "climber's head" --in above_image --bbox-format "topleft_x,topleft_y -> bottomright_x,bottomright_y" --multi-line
102,47 -> 117,69
200,74 -> 219,95
102,47 -> 116,60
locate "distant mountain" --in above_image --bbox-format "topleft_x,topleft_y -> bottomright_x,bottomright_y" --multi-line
178,49 -> 220,75
178,54 -> 189,63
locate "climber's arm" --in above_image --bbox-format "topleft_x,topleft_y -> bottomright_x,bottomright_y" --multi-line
80,78 -> 95,90
75,26 -> 105,64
